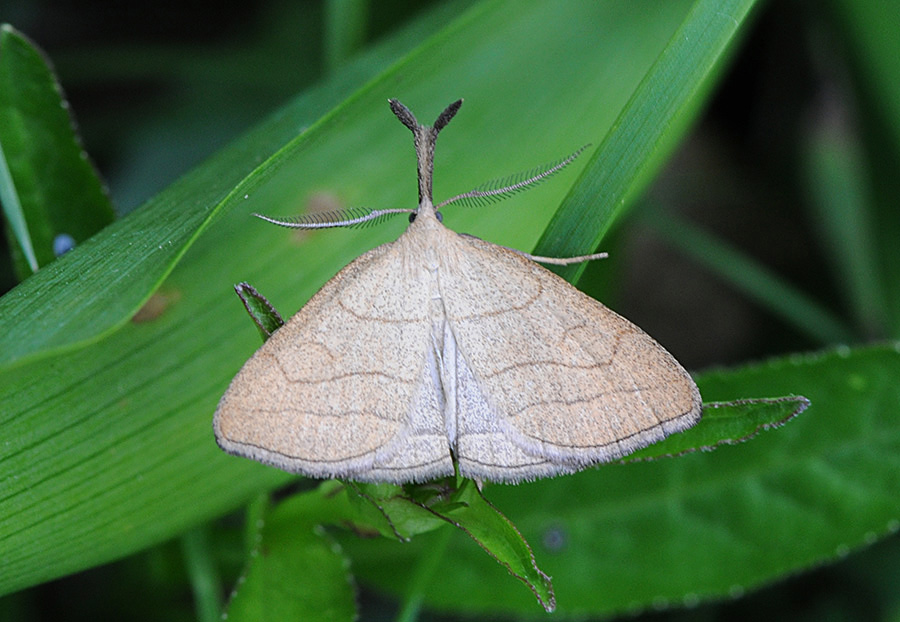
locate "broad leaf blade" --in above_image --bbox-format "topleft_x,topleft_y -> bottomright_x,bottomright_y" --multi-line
0,0 -> 473,369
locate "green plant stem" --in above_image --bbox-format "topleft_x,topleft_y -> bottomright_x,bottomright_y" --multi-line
644,206 -> 855,344
180,525 -> 222,622
0,136 -> 37,274
801,102 -> 887,338
395,526 -> 453,622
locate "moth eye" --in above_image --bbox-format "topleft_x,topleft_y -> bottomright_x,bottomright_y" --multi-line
409,211 -> 442,223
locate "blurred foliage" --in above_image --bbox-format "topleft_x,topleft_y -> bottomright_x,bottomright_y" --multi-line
1,0 -> 899,620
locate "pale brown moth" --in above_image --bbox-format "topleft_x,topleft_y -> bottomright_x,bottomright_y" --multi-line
214,99 -> 702,483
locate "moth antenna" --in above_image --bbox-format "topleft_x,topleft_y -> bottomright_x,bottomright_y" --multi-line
254,207 -> 413,230
436,145 -> 590,210
433,99 -> 463,132
390,98 -> 464,206
388,99 -> 419,132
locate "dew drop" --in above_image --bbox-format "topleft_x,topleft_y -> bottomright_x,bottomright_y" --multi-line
53,233 -> 76,257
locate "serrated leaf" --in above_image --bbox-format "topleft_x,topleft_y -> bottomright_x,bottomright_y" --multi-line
345,482 -> 450,540
234,282 -> 285,340
342,343 -> 900,618
345,479 -> 556,610
0,25 -> 114,280
623,395 -> 809,462
435,480 -> 556,612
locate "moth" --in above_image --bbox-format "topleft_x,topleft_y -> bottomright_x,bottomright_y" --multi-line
214,99 -> 702,483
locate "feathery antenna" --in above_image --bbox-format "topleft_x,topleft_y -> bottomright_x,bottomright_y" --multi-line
253,100 -> 586,231
253,208 -> 413,229
436,145 -> 590,210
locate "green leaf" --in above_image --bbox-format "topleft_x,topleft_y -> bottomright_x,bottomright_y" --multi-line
0,0 -> 464,593
0,0 -> 472,369
220,394 -> 811,617
623,395 -> 809,462
643,207 -> 855,344
535,0 -> 757,282
324,0 -> 368,72
342,343 -> 900,618
180,525 -> 224,622
224,472 -> 559,620
800,95 -> 887,338
0,0 -> 747,601
435,480 -> 556,612
345,479 -> 555,611
827,0 -> 900,339
830,0 -> 900,156
224,494 -> 355,622
234,282 -> 285,340
344,482 -> 449,541
0,25 -> 114,280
